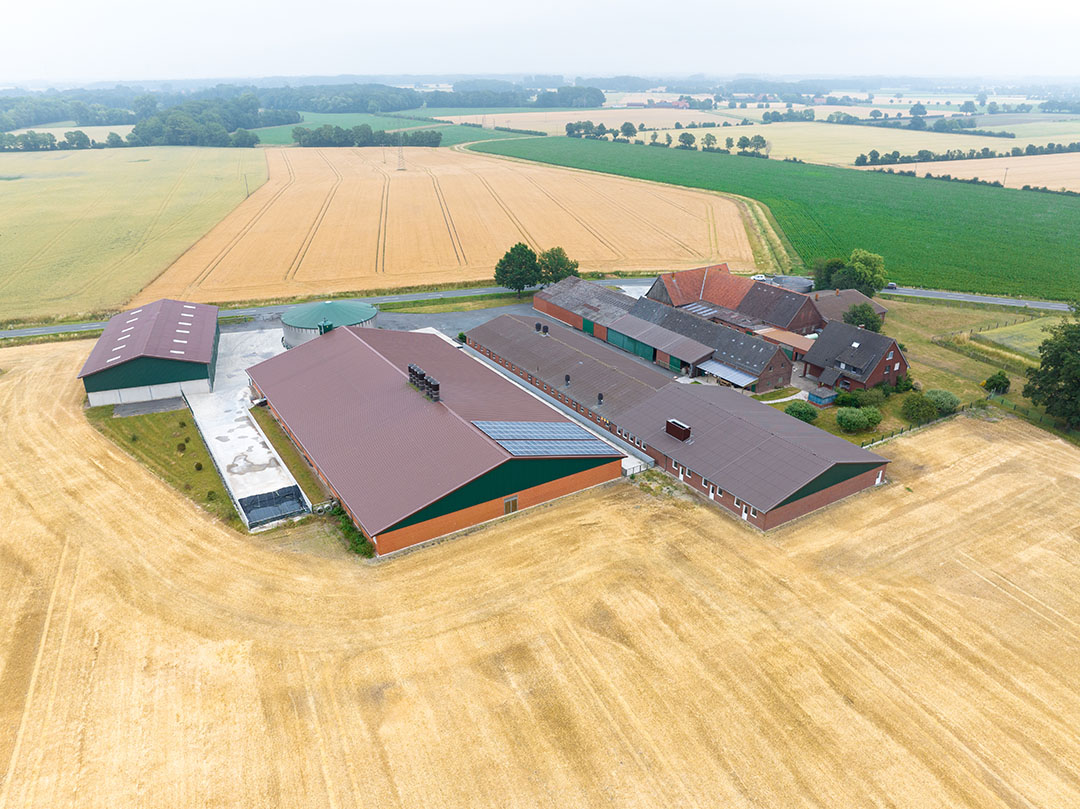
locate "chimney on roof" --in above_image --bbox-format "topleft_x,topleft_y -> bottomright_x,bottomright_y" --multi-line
542,324 -> 549,335
535,322 -> 542,332
815,292 -> 819,300
835,288 -> 840,295
597,392 -> 604,406
427,377 -> 440,402
666,419 -> 691,441
564,374 -> 571,387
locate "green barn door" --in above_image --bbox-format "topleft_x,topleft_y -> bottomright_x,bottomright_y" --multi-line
583,319 -> 594,335
669,355 -> 681,372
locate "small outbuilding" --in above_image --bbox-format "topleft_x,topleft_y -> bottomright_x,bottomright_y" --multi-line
281,299 -> 377,348
78,299 -> 219,406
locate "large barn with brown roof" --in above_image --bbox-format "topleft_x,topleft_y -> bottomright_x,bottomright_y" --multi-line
466,314 -> 889,530
247,327 -> 623,555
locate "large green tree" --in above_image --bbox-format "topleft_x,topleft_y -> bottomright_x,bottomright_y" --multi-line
495,242 -> 540,294
537,246 -> 579,286
1024,306 -> 1080,429
842,302 -> 883,332
847,248 -> 888,292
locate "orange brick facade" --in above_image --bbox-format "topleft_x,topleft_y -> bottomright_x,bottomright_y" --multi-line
374,459 -> 622,553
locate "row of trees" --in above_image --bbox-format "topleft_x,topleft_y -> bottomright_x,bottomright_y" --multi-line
855,140 -> 1080,166
761,109 -> 815,123
494,244 -> 579,293
290,125 -> 442,148
0,126 -> 259,151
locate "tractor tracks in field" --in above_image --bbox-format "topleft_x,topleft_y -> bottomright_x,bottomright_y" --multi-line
404,155 -> 466,266
573,177 -> 702,259
186,149 -> 298,291
518,172 -> 626,260
284,149 -> 343,282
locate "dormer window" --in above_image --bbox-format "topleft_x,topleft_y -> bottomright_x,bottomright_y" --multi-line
839,362 -> 846,370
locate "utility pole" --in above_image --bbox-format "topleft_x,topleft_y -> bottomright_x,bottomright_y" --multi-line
1003,167 -> 1009,187
397,144 -> 405,171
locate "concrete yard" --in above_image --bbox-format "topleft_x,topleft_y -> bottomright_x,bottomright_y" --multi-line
3,338 -> 1080,807
186,327 -> 306,527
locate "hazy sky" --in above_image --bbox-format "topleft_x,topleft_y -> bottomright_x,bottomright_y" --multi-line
4,0 -> 1079,86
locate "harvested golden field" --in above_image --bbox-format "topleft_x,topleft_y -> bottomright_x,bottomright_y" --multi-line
3,339 -> 1080,807
0,147 -> 267,323
135,147 -> 753,306
865,151 -> 1080,192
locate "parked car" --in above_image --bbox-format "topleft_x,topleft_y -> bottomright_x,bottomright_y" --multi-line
885,281 -> 898,289
751,274 -> 768,281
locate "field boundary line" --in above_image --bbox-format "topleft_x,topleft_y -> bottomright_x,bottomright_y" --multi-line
285,149 -> 343,281
0,539 -> 70,809
188,149 -> 297,291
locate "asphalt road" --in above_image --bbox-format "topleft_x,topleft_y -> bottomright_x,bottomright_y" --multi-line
1,281 -> 1069,340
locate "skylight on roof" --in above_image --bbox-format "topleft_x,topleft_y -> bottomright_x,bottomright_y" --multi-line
169,349 -> 185,355
851,341 -> 860,348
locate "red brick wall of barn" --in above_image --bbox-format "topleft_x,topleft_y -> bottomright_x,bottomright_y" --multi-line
533,298 -> 582,330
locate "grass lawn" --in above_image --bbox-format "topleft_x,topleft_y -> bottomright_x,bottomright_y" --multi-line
975,317 -> 1060,359
249,405 -> 328,503
253,112 -> 434,145
379,292 -> 529,313
751,386 -> 799,401
469,136 -> 1080,300
0,147 -> 268,324
86,405 -> 240,527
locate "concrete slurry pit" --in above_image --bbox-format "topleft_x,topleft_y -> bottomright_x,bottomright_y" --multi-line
186,327 -> 309,529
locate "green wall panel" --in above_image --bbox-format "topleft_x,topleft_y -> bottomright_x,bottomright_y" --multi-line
82,356 -> 210,392
774,462 -> 882,509
384,456 -> 614,533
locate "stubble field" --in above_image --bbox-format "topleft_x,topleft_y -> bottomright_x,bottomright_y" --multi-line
3,339 -> 1080,807
883,151 -> 1080,192
135,146 -> 754,306
0,147 -> 267,323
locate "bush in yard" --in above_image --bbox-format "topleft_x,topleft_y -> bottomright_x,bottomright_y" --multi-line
894,373 -> 915,392
854,387 -> 886,408
194,462 -> 203,471
924,388 -> 960,415
836,407 -> 870,432
785,400 -> 818,423
834,391 -> 859,408
983,370 -> 1011,394
176,442 -> 186,453
901,393 -> 939,423
861,406 -> 883,429
457,332 -> 467,343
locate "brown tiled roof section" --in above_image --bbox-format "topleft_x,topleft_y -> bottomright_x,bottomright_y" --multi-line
247,328 -> 584,537
78,299 -> 219,378
700,267 -> 754,309
809,289 -> 889,322
466,314 -> 672,419
613,383 -> 886,511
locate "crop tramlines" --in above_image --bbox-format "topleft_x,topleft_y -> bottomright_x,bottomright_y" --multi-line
284,149 -> 344,281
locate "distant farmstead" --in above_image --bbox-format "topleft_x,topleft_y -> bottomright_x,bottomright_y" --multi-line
78,299 -> 219,407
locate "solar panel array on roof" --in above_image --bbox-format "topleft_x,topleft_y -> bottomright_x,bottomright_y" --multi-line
472,421 -> 591,440
473,421 -> 618,457
500,439 -> 617,457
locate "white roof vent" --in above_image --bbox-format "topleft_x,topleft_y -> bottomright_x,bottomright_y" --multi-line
851,341 -> 860,348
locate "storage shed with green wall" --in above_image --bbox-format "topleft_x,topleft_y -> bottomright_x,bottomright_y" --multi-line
78,299 -> 220,407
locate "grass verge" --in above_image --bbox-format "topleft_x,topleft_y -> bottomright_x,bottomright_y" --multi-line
379,292 -> 529,313
751,386 -> 799,402
86,405 -> 241,528
249,405 -> 328,504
